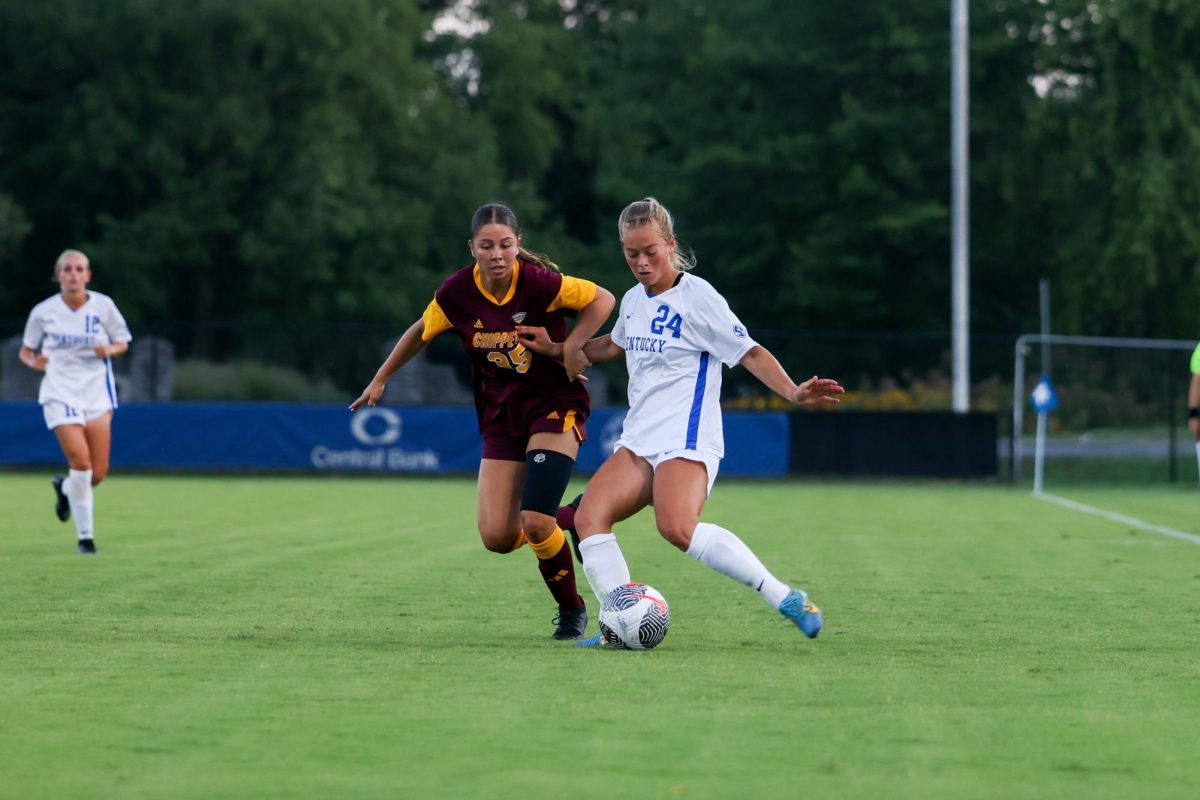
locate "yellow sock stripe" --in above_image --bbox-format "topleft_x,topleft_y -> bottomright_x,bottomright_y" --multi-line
505,530 -> 528,553
528,526 -> 566,560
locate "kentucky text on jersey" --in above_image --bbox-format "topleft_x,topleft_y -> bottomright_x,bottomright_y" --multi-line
47,334 -> 99,347
625,335 -> 667,353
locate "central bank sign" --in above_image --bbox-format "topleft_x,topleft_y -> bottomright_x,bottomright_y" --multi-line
0,402 -> 786,475
311,407 -> 441,471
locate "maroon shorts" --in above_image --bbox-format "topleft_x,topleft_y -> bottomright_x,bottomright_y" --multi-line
480,402 -> 588,462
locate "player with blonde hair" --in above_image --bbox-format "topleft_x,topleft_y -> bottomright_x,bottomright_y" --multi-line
20,249 -> 132,554
520,197 -> 842,644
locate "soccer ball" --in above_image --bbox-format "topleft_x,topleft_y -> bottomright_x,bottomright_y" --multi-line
599,583 -> 670,650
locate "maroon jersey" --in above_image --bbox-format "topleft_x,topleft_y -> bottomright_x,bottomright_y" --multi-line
421,260 -> 597,441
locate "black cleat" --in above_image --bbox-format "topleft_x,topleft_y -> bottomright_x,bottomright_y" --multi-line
551,603 -> 588,640
51,475 -> 70,522
565,493 -> 583,562
77,538 -> 97,555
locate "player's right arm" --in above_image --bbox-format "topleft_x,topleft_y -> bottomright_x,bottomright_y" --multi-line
349,318 -> 428,411
18,345 -> 48,372
580,334 -> 623,363
1187,344 -> 1200,439
20,307 -> 48,371
516,327 -> 624,364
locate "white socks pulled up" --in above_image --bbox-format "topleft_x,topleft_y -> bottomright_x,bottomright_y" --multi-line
577,533 -> 631,603
64,468 -> 94,540
686,522 -> 791,609
577,523 -> 795,612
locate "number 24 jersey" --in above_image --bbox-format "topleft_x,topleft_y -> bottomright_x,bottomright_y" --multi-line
610,273 -> 756,459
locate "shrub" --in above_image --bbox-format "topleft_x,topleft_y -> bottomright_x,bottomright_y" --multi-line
173,359 -> 344,402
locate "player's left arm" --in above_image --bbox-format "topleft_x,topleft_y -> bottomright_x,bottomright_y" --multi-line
93,301 -> 133,359
1187,344 -> 1200,439
515,329 -> 624,365
1189,373 -> 1200,439
739,345 -> 844,406
93,341 -> 129,359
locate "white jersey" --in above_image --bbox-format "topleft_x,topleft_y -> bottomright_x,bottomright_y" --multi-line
610,273 -> 756,458
22,291 -> 132,410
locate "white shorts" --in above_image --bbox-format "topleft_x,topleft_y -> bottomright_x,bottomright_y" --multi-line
43,402 -> 112,430
615,441 -> 721,496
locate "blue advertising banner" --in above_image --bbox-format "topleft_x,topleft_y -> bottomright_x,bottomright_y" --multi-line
575,407 -> 788,476
0,402 -> 789,477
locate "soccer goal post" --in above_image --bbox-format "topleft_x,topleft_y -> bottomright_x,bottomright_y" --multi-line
1012,334 -> 1198,489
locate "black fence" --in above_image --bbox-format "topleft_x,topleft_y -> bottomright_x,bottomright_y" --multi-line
2,318 -> 1021,411
789,411 -> 998,479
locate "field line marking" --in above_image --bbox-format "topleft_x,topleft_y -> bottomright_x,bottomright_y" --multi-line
1033,491 -> 1200,545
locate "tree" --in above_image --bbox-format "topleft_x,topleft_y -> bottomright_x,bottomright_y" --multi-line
0,0 -> 501,373
570,0 -> 1050,385
1035,0 -> 1200,337
0,193 -> 31,272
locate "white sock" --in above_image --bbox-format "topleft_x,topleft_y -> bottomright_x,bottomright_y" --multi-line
64,469 -> 94,540
1195,441 -> 1200,483
577,533 -> 631,603
686,522 -> 791,609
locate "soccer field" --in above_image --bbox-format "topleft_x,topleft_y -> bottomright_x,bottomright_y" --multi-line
1,475 -> 1197,799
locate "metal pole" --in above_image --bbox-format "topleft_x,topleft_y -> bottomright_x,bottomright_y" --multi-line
1034,411 -> 1047,494
1039,278 -> 1051,377
1168,369 -> 1178,483
951,0 -> 970,412
1008,407 -> 1016,483
1013,339 -> 1025,482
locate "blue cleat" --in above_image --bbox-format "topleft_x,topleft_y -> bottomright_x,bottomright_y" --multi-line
575,633 -> 609,648
779,589 -> 822,638
77,538 -> 97,555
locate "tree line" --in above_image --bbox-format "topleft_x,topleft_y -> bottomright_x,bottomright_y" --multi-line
1,0 -> 1197,385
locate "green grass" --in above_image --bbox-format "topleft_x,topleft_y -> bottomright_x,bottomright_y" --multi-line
1,475 -> 1198,799
1037,485 -> 1199,533
1019,455 -> 1197,486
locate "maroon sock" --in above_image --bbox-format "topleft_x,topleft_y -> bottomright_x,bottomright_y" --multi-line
537,540 -> 584,610
555,503 -> 576,533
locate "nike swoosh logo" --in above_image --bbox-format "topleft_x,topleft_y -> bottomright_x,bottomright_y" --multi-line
631,593 -> 669,614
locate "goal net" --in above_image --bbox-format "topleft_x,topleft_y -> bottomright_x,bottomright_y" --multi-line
1013,335 -> 1198,490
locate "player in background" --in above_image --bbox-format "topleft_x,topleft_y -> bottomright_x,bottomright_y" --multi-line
351,203 -> 615,640
19,249 -> 132,554
518,197 -> 842,645
1188,342 -> 1200,481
